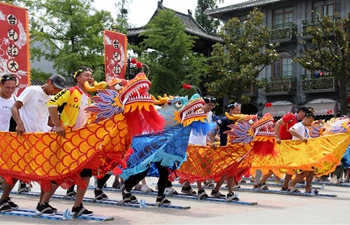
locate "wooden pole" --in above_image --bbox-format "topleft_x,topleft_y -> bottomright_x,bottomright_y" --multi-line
112,24 -> 117,32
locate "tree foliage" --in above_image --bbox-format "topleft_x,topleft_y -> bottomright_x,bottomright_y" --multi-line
137,9 -> 206,96
293,13 -> 350,115
30,68 -> 51,81
195,0 -> 220,33
206,8 -> 279,104
114,0 -> 132,33
21,0 -> 114,81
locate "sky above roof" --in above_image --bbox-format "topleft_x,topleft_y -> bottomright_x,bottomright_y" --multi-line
93,0 -> 246,27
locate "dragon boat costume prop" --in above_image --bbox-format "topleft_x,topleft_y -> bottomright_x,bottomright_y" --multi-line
176,113 -> 276,183
120,93 -> 214,180
251,116 -> 350,177
0,72 -> 164,191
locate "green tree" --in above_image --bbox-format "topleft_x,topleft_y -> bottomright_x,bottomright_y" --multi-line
22,0 -> 114,81
293,13 -> 350,115
195,0 -> 220,33
206,8 -> 279,104
137,9 -> 206,96
30,68 -> 51,81
114,0 -> 132,33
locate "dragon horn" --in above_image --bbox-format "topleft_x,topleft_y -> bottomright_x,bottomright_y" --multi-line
84,81 -> 108,92
225,112 -> 249,121
151,94 -> 171,105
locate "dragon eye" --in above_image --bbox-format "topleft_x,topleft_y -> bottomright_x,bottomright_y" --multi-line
114,83 -> 123,90
174,101 -> 182,108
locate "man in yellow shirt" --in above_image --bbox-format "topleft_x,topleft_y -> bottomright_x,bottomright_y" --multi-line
38,67 -> 94,217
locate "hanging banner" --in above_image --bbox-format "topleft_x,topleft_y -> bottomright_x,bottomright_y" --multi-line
104,30 -> 127,81
0,2 -> 30,95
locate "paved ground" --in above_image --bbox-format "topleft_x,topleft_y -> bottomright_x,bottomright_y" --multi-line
1,178 -> 350,224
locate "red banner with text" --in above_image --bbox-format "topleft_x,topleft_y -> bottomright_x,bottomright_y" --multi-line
0,2 -> 30,95
104,30 -> 127,81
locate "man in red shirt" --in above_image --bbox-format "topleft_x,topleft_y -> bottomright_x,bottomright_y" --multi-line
255,106 -> 308,190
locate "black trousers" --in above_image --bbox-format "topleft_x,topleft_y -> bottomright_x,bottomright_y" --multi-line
125,161 -> 168,197
333,158 -> 347,179
97,174 -> 112,189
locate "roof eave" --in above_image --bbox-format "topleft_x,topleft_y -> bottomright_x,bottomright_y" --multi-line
206,0 -> 286,18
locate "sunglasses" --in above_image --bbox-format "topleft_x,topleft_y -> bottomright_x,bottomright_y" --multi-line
307,107 -> 315,113
305,112 -> 315,118
228,102 -> 241,109
203,96 -> 217,104
1,75 -> 17,84
73,67 -> 93,78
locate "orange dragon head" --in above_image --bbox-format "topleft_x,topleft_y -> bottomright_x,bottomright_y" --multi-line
225,113 -> 276,156
85,72 -> 165,135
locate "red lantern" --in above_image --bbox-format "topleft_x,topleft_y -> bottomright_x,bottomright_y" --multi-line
265,102 -> 272,107
130,58 -> 137,64
136,61 -> 143,68
182,84 -> 192,90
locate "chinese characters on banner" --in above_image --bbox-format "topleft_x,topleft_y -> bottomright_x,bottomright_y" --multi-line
0,2 -> 30,95
104,30 -> 127,81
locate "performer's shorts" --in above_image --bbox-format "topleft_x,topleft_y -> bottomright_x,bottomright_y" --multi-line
80,169 -> 92,178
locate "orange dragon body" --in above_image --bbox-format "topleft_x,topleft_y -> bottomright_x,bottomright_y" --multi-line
0,73 -> 164,190
176,113 -> 276,183
251,116 -> 350,177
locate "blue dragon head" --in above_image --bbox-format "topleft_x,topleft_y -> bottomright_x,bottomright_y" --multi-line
153,94 -> 210,128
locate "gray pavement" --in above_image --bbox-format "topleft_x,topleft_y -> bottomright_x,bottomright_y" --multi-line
1,177 -> 350,224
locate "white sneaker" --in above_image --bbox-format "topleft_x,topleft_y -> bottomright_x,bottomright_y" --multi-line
226,192 -> 239,202
134,183 -> 142,191
233,185 -> 241,190
164,187 -> 178,196
330,176 -> 339,184
141,184 -> 152,193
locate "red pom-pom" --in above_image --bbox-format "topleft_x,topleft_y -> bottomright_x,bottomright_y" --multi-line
265,102 -> 272,107
131,58 -> 137,64
136,61 -> 142,68
183,84 -> 192,90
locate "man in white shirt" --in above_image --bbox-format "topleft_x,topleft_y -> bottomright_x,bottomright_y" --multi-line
0,74 -> 66,213
0,74 -> 17,131
0,74 -> 17,212
181,95 -> 217,199
287,107 -> 316,193
12,74 -> 66,134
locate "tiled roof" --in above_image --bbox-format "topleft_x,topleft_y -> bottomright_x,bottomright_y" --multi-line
206,0 -> 286,18
127,1 -> 221,42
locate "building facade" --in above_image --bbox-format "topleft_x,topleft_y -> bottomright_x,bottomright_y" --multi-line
207,0 -> 350,117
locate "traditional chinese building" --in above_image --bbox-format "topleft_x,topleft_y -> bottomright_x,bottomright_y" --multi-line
126,0 -> 221,57
207,0 -> 350,117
